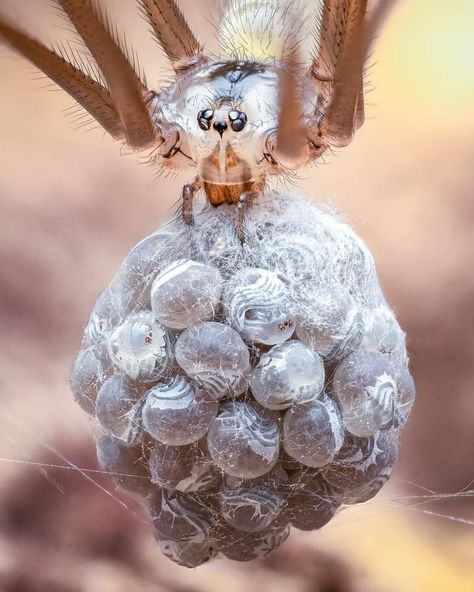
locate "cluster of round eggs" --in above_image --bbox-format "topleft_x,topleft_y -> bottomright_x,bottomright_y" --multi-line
71,191 -> 415,567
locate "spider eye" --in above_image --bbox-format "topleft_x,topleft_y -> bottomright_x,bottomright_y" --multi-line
198,109 -> 214,130
229,110 -> 247,132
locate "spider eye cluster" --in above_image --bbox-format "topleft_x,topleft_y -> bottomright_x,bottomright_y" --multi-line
197,109 -> 248,133
198,109 -> 214,131
228,110 -> 247,132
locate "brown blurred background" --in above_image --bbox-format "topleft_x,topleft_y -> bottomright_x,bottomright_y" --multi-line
0,1 -> 473,591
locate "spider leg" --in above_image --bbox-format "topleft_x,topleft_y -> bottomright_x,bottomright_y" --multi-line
138,0 -> 203,65
0,15 -> 122,139
311,0 -> 369,148
57,0 -> 158,148
365,0 -> 401,55
264,11 -> 314,172
273,46 -> 310,170
355,75 -> 365,131
181,177 -> 203,226
308,0 -> 399,150
235,177 -> 266,243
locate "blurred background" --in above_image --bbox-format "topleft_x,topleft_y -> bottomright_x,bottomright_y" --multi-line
0,1 -> 473,590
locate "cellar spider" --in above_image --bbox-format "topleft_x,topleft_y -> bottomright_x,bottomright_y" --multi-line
0,0 -> 398,238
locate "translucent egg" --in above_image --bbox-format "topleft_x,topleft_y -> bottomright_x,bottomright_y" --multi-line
342,472 -> 391,504
96,434 -> 156,496
192,208 -> 243,275
207,401 -> 280,479
192,371 -> 249,401
284,470 -> 340,531
86,285 -> 128,344
155,537 -> 216,568
142,375 -> 218,446
279,450 -> 305,476
361,305 -> 407,366
218,482 -> 285,532
218,522 -> 290,562
256,233 -> 324,285
70,348 -> 111,415
95,375 -> 144,446
223,268 -> 295,345
283,394 -> 345,468
107,310 -> 172,382
333,351 -> 399,437
250,340 -> 325,410
151,259 -> 223,329
309,216 -> 379,307
296,287 -> 363,360
175,322 -> 251,399
150,489 -> 216,544
148,442 -> 194,489
115,223 -> 192,310
395,366 -> 416,424
149,442 -> 221,492
323,429 -> 399,503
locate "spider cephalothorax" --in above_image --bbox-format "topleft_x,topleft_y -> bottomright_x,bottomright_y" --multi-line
0,0 -> 399,235
150,60 -> 286,178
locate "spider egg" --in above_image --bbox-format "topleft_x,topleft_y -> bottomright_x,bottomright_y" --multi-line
223,268 -> 295,345
218,523 -> 290,562
148,442 -> 195,489
296,288 -> 363,360
155,537 -> 216,568
70,348 -> 111,415
85,286 -> 126,346
361,305 -> 407,366
175,321 -> 251,399
107,310 -> 172,382
395,366 -> 416,424
284,471 -> 340,531
116,223 -> 192,309
333,351 -> 400,437
218,481 -> 285,532
257,234 -> 323,285
192,209 -> 243,275
193,372 -> 249,402
150,489 -> 216,545
150,259 -> 223,329
283,394 -> 345,468
96,434 -> 155,496
279,450 -> 305,476
323,429 -> 399,503
250,340 -> 325,410
142,376 -> 218,446
95,375 -> 144,446
207,401 -> 280,479
148,442 -> 221,492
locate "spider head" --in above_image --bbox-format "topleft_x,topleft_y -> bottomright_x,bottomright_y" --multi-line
156,60 -> 303,184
